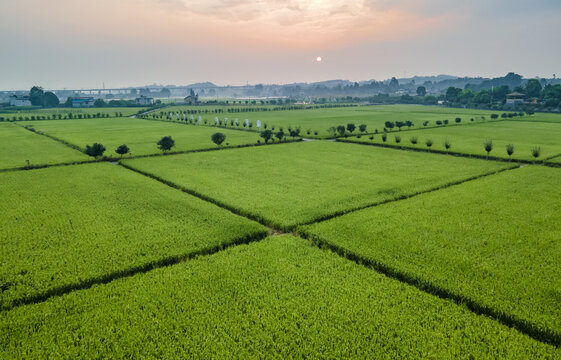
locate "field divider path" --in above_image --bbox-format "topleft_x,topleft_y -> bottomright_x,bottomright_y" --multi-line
296,229 -> 561,348
297,163 -> 519,227
336,138 -> 561,168
1,231 -> 269,313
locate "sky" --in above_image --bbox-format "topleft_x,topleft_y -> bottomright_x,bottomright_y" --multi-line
1,0 -> 560,90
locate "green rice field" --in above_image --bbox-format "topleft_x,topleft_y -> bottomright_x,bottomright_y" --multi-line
2,103 -> 560,357
148,104 -> 501,137
1,236 -> 558,359
0,122 -> 89,170
123,141 -> 512,229
0,107 -> 146,120
22,117 -> 263,156
343,120 -> 561,161
300,166 -> 561,339
0,163 -> 267,309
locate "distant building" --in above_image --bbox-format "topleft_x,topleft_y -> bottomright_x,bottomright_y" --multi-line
135,95 -> 154,106
184,94 -> 199,105
505,92 -> 525,107
9,95 -> 31,106
70,97 -> 95,108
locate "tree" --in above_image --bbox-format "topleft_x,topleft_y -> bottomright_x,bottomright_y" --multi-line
531,146 -> 541,162
405,120 -> 413,129
260,130 -> 273,144
289,128 -> 301,139
275,130 -> 285,142
43,92 -> 59,107
211,132 -> 226,146
359,124 -> 367,133
115,144 -> 130,157
94,98 -> 106,107
525,79 -> 543,98
157,136 -> 175,152
490,114 -> 499,119
416,86 -> 427,97
395,121 -> 405,130
346,123 -> 356,134
29,86 -> 44,106
444,139 -> 451,153
85,143 -> 106,158
336,125 -> 346,136
445,87 -> 462,103
394,135 -> 401,144
483,140 -> 493,160
160,88 -> 171,98
381,133 -> 387,142
384,121 -> 395,131
506,144 -> 514,161
388,77 -> 399,92
455,118 -> 461,124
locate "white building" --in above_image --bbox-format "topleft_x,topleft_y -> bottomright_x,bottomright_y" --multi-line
9,95 -> 31,106
135,95 -> 154,106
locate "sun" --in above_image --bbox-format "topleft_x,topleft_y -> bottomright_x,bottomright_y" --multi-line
316,56 -> 322,62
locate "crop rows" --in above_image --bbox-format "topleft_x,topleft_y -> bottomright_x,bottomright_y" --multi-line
299,166 -> 561,343
1,236 -> 559,359
0,122 -> 89,170
0,163 -> 267,309
123,141 -> 513,230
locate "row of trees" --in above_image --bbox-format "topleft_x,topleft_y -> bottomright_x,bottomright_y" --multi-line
359,134 -> 543,162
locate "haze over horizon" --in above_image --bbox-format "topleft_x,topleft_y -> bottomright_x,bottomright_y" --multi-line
1,0 -> 560,90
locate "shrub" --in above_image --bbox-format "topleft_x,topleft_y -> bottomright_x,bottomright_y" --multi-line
359,124 -> 367,133
410,136 -> 418,144
260,130 -> 273,144
443,119 -> 449,125
436,120 -> 443,126
336,125 -> 346,136
425,139 -> 433,148
381,133 -> 387,142
455,118 -> 461,123
369,135 -> 374,141
423,121 -> 429,127
394,136 -> 401,144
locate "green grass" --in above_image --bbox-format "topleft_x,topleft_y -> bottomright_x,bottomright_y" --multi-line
300,166 -> 561,341
146,104 -> 501,137
123,141 -> 512,229
0,163 -> 267,309
0,122 -> 89,170
344,120 -> 561,161
547,155 -> 561,164
0,107 -> 146,120
1,236 -> 558,359
22,117 -> 263,156
510,113 -> 561,123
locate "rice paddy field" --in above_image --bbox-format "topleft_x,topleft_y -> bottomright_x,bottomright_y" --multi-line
343,120 -> 561,161
22,117 -> 263,156
2,236 -> 559,359
0,122 -> 89,170
148,104 -> 501,137
122,141 -> 511,229
2,104 -> 560,357
300,166 -> 561,341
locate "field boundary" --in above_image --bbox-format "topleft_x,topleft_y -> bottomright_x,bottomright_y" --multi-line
1,230 -> 269,313
297,164 -> 519,227
296,230 -> 561,348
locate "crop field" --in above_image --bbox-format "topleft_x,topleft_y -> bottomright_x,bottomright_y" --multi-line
0,163 -> 267,309
547,155 -> 561,164
22,117 -> 263,156
122,141 -> 512,229
0,122 -> 89,170
148,104 -> 501,137
1,236 -> 559,359
343,120 -> 561,161
300,166 -> 561,340
0,107 -> 146,120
